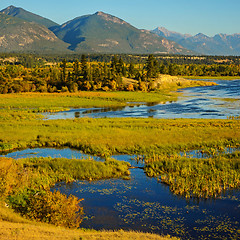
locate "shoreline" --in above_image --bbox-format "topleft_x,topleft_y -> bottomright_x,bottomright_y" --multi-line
182,76 -> 240,80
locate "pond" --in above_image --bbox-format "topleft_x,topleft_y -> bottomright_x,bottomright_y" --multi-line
1,148 -> 240,239
43,80 -> 240,120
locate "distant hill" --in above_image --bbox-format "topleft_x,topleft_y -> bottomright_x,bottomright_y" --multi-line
153,27 -> 191,41
0,13 -> 70,53
152,27 -> 240,55
50,11 -> 192,54
0,5 -> 58,28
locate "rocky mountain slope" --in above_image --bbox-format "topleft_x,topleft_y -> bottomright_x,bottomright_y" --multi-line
0,13 -> 70,53
0,5 -> 58,28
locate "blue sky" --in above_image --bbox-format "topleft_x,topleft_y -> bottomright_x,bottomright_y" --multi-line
0,0 -> 239,36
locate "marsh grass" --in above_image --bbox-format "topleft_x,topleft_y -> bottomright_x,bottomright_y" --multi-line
144,152 -> 240,198
0,156 -> 130,197
0,116 -> 239,156
0,90 -> 239,238
18,157 -> 130,182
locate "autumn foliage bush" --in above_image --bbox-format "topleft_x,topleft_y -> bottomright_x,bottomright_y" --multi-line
8,189 -> 83,228
0,156 -> 130,228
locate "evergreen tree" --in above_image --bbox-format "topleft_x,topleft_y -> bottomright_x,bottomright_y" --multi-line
146,54 -> 158,79
128,63 -> 135,78
60,59 -> 67,86
73,60 -> 80,82
81,55 -> 88,81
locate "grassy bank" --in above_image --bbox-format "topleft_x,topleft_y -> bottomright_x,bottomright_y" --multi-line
0,116 -> 239,156
0,77 -> 216,111
0,91 -> 177,111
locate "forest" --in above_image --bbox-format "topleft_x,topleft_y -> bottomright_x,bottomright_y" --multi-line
0,54 -> 240,94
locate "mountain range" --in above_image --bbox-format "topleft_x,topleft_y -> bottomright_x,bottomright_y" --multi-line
153,27 -> 240,56
49,11 -> 191,54
0,5 -> 239,55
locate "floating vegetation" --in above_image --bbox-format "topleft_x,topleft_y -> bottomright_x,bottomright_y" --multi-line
194,215 -> 240,239
114,197 -> 240,240
114,198 -> 188,238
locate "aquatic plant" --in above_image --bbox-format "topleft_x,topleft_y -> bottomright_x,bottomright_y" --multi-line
144,153 -> 240,198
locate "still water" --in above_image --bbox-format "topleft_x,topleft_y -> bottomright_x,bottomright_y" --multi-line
2,148 -> 240,239
43,80 -> 240,120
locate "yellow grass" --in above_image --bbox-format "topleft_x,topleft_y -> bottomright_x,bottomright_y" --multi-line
0,221 -> 177,240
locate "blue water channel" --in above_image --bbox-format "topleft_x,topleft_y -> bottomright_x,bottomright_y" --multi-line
1,148 -> 240,239
43,80 -> 240,120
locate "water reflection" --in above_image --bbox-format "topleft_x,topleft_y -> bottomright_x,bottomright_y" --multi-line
0,148 -> 101,161
81,106 -> 126,115
43,80 -> 240,120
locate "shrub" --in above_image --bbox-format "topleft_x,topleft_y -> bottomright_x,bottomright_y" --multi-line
8,189 -> 84,228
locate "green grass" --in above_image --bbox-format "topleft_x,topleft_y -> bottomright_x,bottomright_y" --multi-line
0,91 -> 179,111
0,78 -> 217,111
0,115 -> 239,156
0,156 -> 130,197
18,157 -> 131,183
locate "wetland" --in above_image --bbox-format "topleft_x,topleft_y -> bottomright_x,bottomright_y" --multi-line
1,147 -> 240,240
0,78 -> 240,239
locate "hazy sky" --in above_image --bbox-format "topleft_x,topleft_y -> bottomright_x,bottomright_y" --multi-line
0,0 -> 239,36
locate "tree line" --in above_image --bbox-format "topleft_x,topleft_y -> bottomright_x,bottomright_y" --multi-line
0,54 -> 240,94
0,55 -> 158,93
1,53 -> 240,66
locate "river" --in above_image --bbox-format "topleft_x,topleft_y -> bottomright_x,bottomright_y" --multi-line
43,80 -> 240,120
